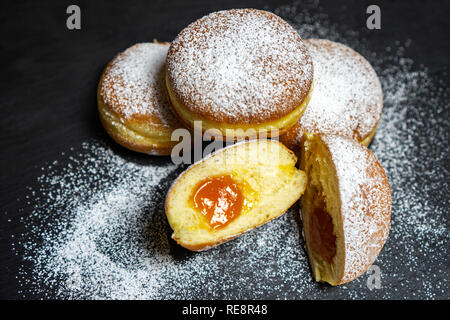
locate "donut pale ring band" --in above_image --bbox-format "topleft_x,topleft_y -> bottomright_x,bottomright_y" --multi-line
280,39 -> 383,151
98,42 -> 183,155
166,76 -> 313,139
300,134 -> 391,285
166,9 -> 313,140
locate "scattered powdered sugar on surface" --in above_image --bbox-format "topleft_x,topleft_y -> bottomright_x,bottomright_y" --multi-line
12,1 -> 449,299
100,42 -> 178,127
167,9 -> 313,123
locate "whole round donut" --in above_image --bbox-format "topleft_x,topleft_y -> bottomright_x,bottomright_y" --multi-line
98,42 -> 183,155
166,9 -> 313,140
280,39 -> 383,152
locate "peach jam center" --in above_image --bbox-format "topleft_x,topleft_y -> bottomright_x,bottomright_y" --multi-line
192,175 -> 243,230
309,197 -> 336,263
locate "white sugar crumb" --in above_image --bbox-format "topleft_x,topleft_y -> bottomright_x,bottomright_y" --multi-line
167,9 -> 313,123
13,1 -> 449,299
17,142 -> 178,299
100,42 -> 177,127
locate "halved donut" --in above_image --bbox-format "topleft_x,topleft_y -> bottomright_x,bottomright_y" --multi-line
165,139 -> 307,251
300,134 -> 391,285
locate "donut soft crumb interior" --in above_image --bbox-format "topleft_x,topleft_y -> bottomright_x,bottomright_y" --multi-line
280,39 -> 383,152
165,139 -> 307,251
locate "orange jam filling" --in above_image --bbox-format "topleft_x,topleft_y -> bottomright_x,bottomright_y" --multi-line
192,175 -> 244,230
309,197 -> 336,263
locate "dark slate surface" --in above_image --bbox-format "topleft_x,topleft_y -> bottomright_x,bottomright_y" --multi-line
0,0 -> 448,299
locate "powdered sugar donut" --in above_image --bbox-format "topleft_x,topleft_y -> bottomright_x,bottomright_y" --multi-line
166,9 -> 313,140
280,39 -> 383,151
98,42 -> 183,155
300,133 -> 391,285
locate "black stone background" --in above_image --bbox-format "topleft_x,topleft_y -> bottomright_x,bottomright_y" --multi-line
0,0 -> 448,299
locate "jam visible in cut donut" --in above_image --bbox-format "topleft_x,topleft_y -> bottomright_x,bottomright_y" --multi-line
309,196 -> 336,264
192,175 -> 244,229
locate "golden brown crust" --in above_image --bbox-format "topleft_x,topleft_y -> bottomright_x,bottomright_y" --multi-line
281,122 -> 379,156
166,74 -> 313,140
338,156 -> 391,284
166,9 -> 313,125
97,42 -> 184,155
301,134 -> 391,285
98,96 -> 177,155
174,233 -> 240,252
280,39 -> 383,153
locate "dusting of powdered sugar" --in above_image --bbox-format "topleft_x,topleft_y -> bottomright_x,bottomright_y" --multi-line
322,135 -> 391,283
166,9 -> 313,124
276,1 -> 448,299
297,39 -> 383,141
100,42 -> 178,127
12,0 -> 448,299
14,141 -> 314,299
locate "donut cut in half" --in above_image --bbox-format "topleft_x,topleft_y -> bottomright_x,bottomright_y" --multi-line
165,139 -> 307,251
300,134 -> 391,285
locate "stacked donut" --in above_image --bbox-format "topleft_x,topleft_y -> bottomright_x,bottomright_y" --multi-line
98,9 -> 391,286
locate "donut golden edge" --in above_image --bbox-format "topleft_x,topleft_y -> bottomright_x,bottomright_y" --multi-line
360,122 -> 379,146
97,72 -> 179,156
166,73 -> 313,140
